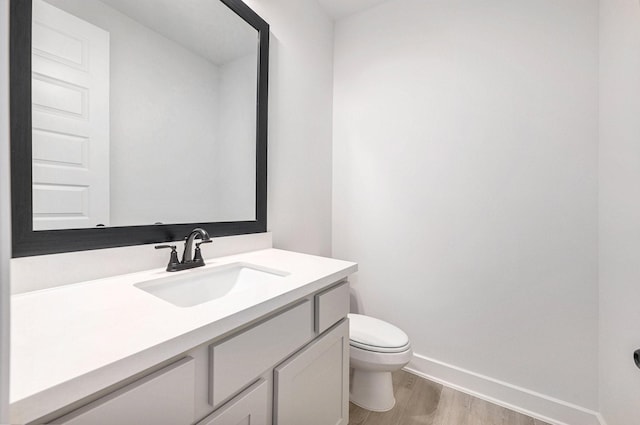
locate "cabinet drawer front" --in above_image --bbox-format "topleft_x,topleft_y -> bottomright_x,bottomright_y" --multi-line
210,300 -> 313,406
50,357 -> 195,425
197,379 -> 269,425
315,282 -> 349,334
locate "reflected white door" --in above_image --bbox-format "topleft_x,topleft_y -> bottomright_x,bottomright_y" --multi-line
31,0 -> 110,230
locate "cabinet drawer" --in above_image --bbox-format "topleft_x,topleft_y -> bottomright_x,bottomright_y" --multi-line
209,300 -> 313,406
50,357 -> 195,425
315,282 -> 349,334
197,379 -> 269,425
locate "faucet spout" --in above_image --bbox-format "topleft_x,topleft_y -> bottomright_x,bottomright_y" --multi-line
182,228 -> 211,263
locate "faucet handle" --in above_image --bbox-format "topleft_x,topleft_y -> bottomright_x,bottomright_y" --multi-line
155,244 -> 176,250
155,245 -> 180,271
193,239 -> 212,263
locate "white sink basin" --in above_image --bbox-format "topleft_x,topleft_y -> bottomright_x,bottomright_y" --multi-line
134,263 -> 289,307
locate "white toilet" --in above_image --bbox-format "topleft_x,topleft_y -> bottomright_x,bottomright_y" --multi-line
348,313 -> 413,412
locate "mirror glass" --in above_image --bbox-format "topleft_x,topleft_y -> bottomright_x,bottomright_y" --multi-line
31,0 -> 258,231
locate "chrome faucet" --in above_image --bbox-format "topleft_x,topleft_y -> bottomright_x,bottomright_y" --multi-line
155,228 -> 212,272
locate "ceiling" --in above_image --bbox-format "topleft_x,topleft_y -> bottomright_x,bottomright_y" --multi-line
316,0 -> 391,20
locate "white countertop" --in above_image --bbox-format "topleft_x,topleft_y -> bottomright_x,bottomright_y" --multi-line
10,248 -> 357,423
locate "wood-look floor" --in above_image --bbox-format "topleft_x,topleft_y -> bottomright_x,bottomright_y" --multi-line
349,370 -> 551,425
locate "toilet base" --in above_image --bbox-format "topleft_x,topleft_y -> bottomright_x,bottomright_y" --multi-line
349,368 -> 396,412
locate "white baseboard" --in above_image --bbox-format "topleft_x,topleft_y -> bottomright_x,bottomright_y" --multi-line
405,353 -> 603,425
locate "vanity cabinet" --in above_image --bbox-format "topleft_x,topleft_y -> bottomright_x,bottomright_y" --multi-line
44,281 -> 350,425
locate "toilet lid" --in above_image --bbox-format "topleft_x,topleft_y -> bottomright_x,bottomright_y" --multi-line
348,314 -> 410,353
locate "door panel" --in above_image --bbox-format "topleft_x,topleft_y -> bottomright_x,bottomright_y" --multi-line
31,0 -> 110,230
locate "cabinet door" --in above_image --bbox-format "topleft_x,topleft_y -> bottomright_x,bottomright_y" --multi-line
50,357 -> 195,425
197,379 -> 269,425
274,320 -> 349,425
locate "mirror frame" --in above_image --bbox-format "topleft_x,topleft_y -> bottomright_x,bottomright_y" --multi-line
9,0 -> 269,257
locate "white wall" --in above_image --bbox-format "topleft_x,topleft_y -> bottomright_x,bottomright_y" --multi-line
244,0 -> 334,257
0,1 -> 11,421
333,0 -> 600,421
598,1 -> 640,424
215,54 -> 257,222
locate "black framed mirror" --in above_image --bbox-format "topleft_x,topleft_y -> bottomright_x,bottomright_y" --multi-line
10,0 -> 269,257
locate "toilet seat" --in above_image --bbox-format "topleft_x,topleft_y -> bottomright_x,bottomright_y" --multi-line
348,314 -> 410,353
350,339 -> 411,353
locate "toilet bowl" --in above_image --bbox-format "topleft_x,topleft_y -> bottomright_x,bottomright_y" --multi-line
348,313 -> 413,412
